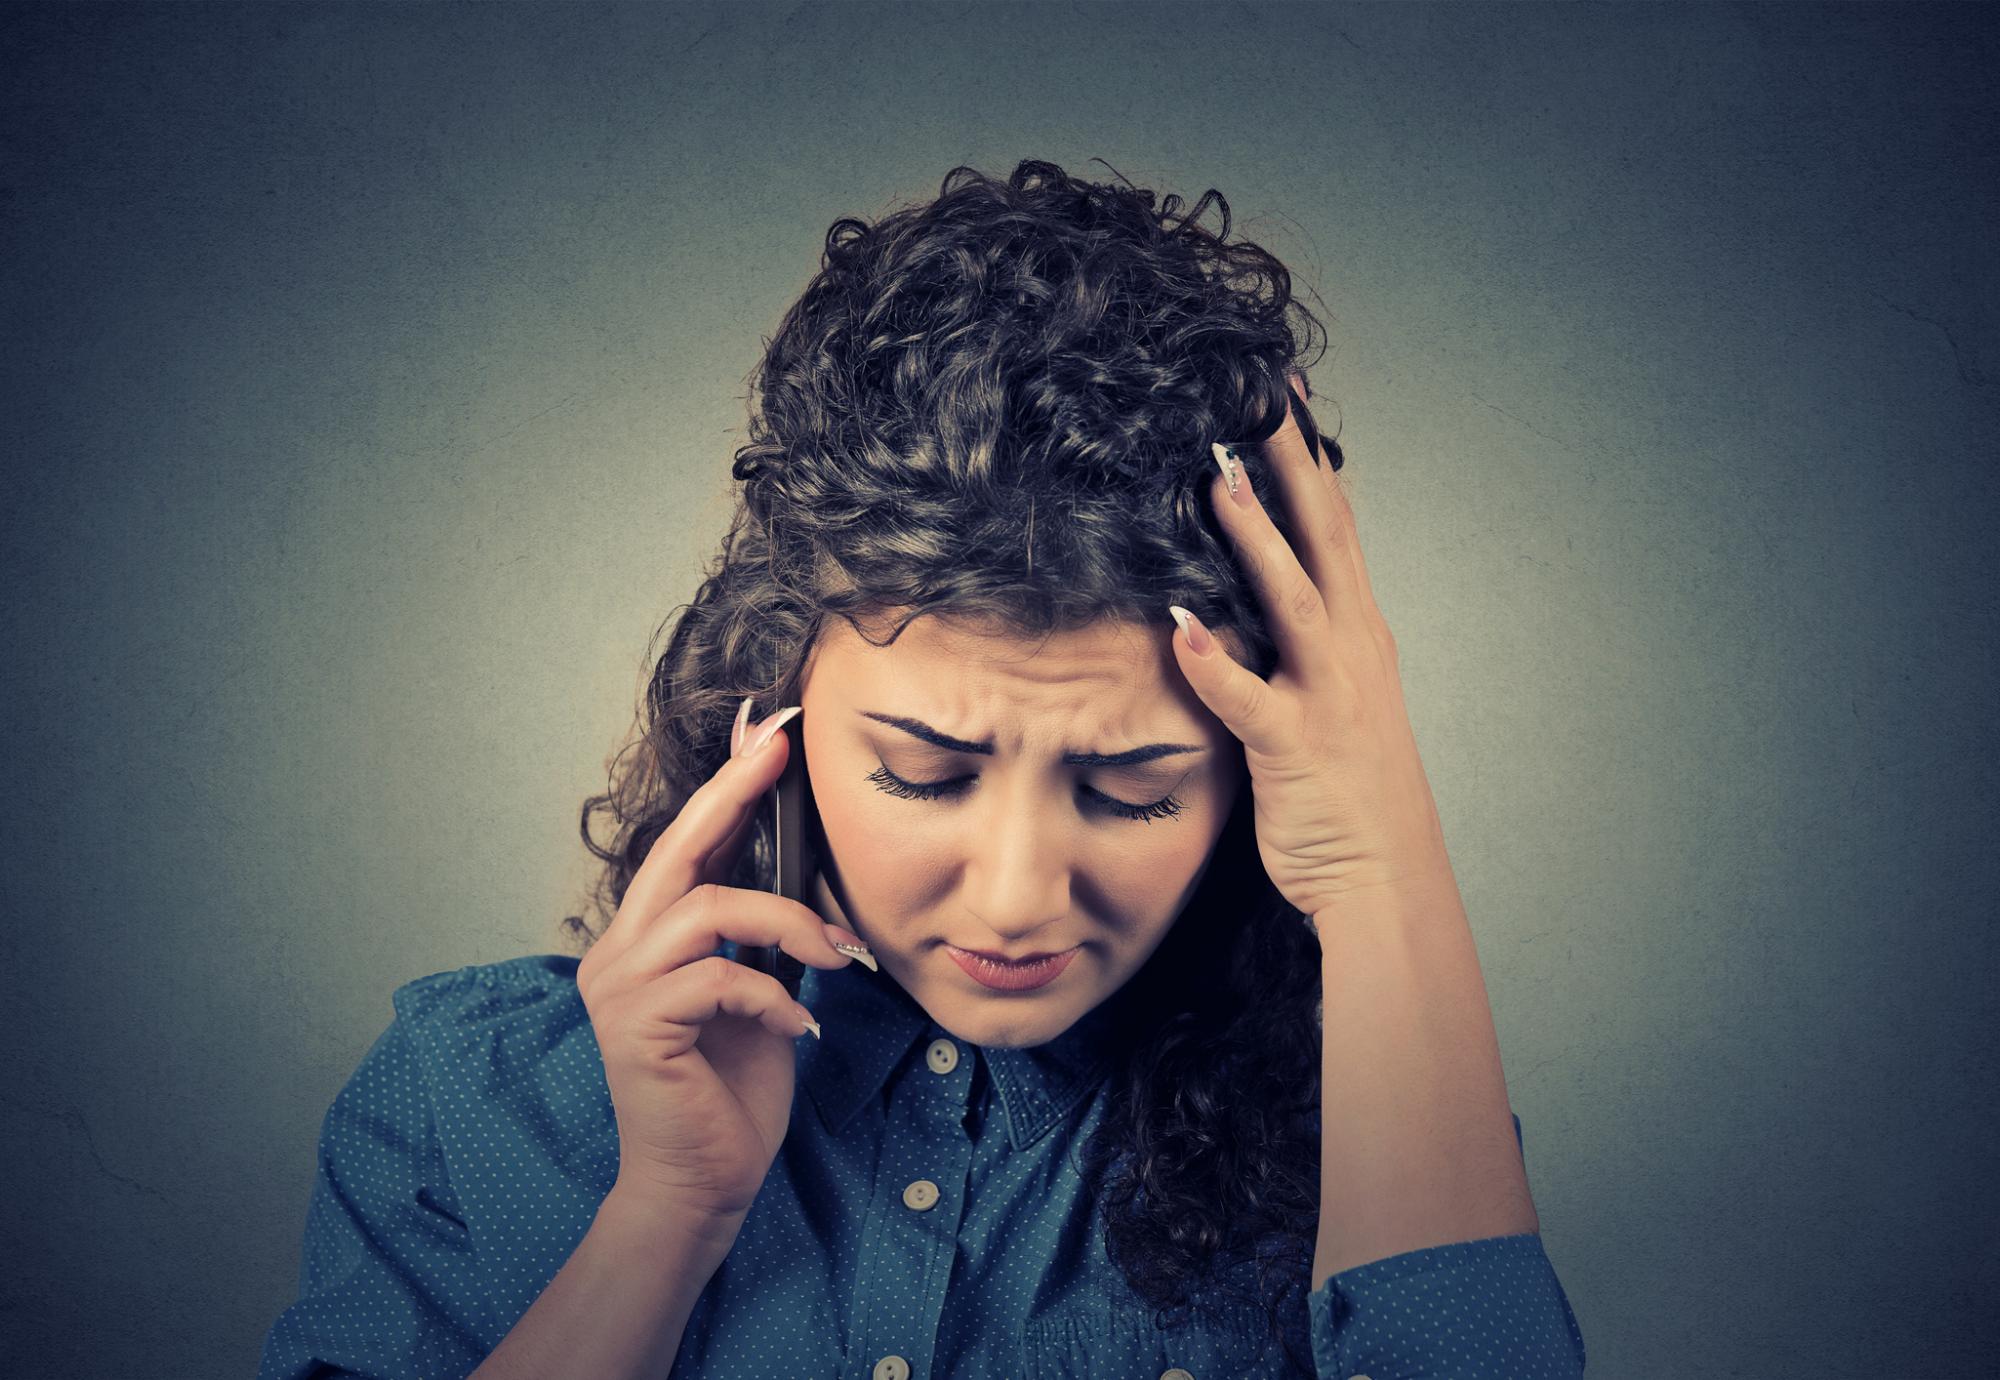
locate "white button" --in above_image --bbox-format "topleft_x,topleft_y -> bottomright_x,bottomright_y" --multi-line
926,1038 -> 959,1073
871,1357 -> 910,1380
901,1178 -> 940,1210
1160,1369 -> 1196,1380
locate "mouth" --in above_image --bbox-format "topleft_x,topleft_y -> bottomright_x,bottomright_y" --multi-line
945,944 -> 1079,992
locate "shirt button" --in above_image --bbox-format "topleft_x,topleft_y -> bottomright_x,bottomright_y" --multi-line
901,1178 -> 940,1211
871,1357 -> 910,1380
1160,1369 -> 1196,1380
926,1038 -> 959,1073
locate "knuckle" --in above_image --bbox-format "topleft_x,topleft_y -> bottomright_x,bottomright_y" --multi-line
1286,578 -> 1326,628
577,942 -> 614,1007
1302,641 -> 1344,685
695,953 -> 740,997
584,982 -> 621,1032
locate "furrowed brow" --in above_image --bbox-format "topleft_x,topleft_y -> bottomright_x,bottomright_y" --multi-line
858,711 -> 1205,767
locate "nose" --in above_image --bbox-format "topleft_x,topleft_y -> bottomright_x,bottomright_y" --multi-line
957,786 -> 1072,944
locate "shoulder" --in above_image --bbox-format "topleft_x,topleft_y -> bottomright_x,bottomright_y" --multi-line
384,954 -> 593,1089
312,957 -> 586,1171
311,955 -> 618,1279
389,952 -> 583,1024
375,955 -> 613,1183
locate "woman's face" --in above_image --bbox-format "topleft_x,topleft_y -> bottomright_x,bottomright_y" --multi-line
797,610 -> 1247,1049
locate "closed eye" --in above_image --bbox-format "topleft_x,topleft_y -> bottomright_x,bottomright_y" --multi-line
864,763 -> 1186,823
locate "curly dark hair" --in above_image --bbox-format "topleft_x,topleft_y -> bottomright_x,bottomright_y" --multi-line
561,158 -> 1347,1375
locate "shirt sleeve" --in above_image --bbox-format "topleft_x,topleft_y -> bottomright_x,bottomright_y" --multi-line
1305,1112 -> 1586,1379
255,982 -> 491,1380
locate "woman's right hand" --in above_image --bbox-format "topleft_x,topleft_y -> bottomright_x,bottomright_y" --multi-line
575,700 -> 867,1233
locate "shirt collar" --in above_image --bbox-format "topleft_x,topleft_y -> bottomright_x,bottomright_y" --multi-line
793,952 -> 1143,1151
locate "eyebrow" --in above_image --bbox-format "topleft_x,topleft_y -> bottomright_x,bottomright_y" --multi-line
858,710 -> 1206,768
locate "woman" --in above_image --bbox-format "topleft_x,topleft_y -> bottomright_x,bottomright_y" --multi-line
258,160 -> 1586,1379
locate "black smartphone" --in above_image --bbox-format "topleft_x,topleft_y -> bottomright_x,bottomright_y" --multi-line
741,712 -> 817,1000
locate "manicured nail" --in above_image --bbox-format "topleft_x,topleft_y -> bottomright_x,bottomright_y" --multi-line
731,696 -> 754,756
1168,604 -> 1213,656
750,706 -> 802,755
1211,442 -> 1248,504
824,924 -> 879,971
796,1004 -> 821,1039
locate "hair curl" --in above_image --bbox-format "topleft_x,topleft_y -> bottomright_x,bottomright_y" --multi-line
562,158 -> 1346,1375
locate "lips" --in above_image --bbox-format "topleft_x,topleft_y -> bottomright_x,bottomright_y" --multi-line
946,944 -> 1079,992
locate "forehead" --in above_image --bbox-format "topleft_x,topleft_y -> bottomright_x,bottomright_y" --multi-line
808,612 -> 1163,693
800,610 -> 1241,758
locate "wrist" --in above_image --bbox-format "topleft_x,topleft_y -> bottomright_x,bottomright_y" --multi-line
1311,868 -> 1466,940
596,1183 -> 746,1261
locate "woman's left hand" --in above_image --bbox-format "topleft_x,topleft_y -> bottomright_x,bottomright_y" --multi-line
1168,372 -> 1458,926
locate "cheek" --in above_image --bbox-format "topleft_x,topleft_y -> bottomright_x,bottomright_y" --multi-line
1097,829 -> 1207,908
812,776 -> 941,901
820,769 -> 923,843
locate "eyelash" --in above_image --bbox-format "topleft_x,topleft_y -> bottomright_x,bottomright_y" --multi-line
864,763 -> 1187,823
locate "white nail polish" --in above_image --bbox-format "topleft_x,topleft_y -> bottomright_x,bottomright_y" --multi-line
731,695 -> 754,756
1210,441 -> 1241,495
750,705 -> 802,755
829,940 -> 878,972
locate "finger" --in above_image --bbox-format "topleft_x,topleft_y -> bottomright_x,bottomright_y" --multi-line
610,955 -> 818,1055
1227,369 -> 1367,639
1300,417 -> 1387,633
699,805 -> 761,891
601,705 -> 802,956
696,698 -> 763,888
1166,604 -> 1294,761
612,882 -> 866,1000
1208,440 -> 1339,685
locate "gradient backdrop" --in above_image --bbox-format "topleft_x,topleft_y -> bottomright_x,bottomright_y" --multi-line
2,3 -> 1994,1376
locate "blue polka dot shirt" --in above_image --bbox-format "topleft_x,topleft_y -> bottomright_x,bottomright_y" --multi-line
258,951 -> 1586,1378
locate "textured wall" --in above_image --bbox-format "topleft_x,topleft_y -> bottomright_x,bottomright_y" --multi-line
2,3 -> 1993,1376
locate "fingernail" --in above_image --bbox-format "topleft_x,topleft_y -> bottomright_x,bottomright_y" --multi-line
795,1003 -> 821,1039
1168,604 -> 1213,656
750,705 -> 802,756
824,924 -> 878,971
1210,442 -> 1249,505
731,696 -> 754,757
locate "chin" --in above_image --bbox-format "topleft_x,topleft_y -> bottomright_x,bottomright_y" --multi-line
923,984 -> 1088,1049
935,1007 -> 1065,1049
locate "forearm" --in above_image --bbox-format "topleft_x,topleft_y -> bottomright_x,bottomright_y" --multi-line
1311,872 -> 1539,1289
469,1186 -> 740,1380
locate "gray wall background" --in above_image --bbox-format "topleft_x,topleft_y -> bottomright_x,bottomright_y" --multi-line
3,2 -> 1993,1376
